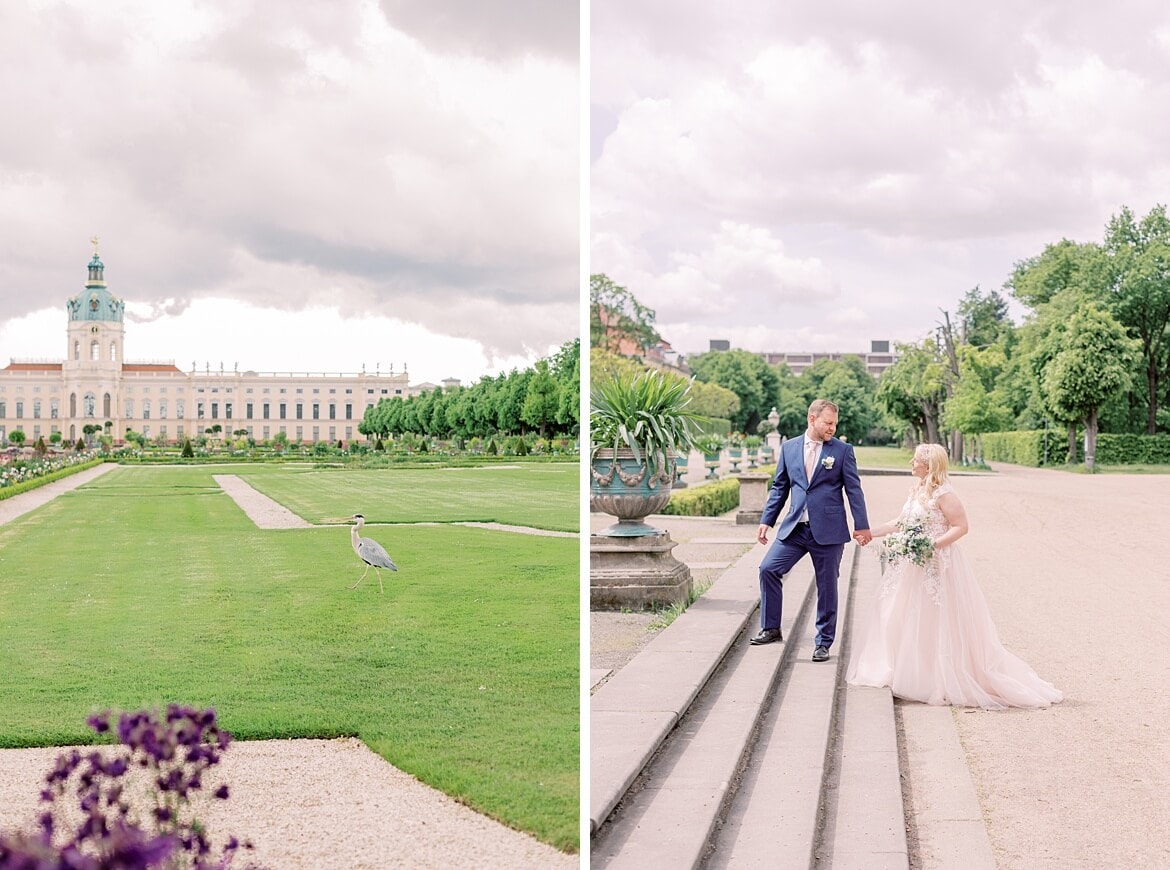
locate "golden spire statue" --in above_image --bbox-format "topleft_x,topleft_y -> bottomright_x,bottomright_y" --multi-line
90,235 -> 100,256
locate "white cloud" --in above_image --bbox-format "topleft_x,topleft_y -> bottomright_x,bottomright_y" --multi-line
0,0 -> 579,379
592,3 -> 1170,358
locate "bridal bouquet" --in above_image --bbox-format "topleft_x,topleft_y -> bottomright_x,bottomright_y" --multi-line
883,520 -> 934,567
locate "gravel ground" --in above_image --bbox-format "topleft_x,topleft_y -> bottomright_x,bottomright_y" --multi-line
859,465 -> 1170,869
0,467 -> 577,868
591,464 -> 1170,867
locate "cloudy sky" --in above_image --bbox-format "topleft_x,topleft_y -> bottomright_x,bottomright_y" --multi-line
0,0 -> 578,385
591,2 -> 1170,359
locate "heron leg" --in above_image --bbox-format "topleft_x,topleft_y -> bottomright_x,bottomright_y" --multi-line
375,566 -> 384,594
349,564 -> 371,589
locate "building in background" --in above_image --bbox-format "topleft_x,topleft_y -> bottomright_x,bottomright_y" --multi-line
0,249 -> 419,446
706,339 -> 898,377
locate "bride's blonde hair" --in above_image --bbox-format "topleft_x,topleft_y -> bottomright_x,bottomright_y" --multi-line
915,443 -> 950,498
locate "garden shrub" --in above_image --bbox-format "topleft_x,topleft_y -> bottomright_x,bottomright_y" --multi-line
662,478 -> 740,517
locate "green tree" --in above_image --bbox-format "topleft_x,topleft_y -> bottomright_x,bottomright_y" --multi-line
1102,203 -> 1170,434
1008,238 -> 1109,309
590,273 -> 662,354
550,339 -> 580,432
520,360 -> 560,439
876,340 -> 949,445
798,357 -> 879,443
957,286 -> 1012,347
7,429 -> 26,448
942,347 -> 1011,462
687,349 -> 780,433
1040,304 -> 1139,469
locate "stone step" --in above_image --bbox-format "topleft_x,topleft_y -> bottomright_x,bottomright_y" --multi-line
591,562 -> 817,868
591,545 -> 913,869
588,542 -> 809,834
708,549 -> 858,868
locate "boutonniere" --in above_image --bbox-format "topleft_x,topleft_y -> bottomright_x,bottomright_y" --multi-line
821,456 -> 835,470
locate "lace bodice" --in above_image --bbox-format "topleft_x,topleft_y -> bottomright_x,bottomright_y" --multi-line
880,482 -> 956,605
898,482 -> 954,539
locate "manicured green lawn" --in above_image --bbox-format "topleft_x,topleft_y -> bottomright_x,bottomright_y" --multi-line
235,462 -> 579,531
0,465 -> 579,851
853,445 -> 992,472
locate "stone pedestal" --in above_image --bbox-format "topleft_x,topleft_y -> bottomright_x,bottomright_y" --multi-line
733,473 -> 771,525
590,531 -> 693,611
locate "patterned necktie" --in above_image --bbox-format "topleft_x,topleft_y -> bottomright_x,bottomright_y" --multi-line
805,438 -> 818,480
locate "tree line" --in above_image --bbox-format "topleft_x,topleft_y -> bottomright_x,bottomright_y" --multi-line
593,201 -> 1170,468
358,339 -> 579,443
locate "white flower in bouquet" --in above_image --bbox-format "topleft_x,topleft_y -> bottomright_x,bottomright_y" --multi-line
883,519 -> 934,567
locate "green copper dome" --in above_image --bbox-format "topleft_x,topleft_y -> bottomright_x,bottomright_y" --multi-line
67,253 -> 125,323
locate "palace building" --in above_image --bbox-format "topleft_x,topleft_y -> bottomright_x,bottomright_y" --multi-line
0,248 -> 423,447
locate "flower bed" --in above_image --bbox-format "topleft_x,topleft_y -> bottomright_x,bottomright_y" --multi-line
0,451 -> 105,501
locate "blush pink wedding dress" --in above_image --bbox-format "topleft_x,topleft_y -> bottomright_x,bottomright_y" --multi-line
846,483 -> 1062,710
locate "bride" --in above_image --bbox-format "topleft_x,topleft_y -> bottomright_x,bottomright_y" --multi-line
847,443 -> 1062,709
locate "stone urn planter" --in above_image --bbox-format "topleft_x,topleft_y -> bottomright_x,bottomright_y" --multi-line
590,447 -> 677,537
590,370 -> 700,609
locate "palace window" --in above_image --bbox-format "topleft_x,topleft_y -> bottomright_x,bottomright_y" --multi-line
51,399 -> 59,419
0,401 -> 5,418
211,403 -> 218,419
15,401 -> 23,419
329,404 -> 336,420
225,403 -> 232,420
263,403 -> 270,419
159,401 -> 167,419
345,404 -> 352,419
110,342 -> 117,361
84,394 -> 96,418
104,393 -> 111,418
279,403 -> 286,419
312,403 -> 319,419
246,403 -> 253,419
91,341 -> 100,361
177,400 -> 185,418
125,400 -> 134,418
142,401 -> 151,420
74,341 -> 80,361
33,400 -> 41,419
296,404 -> 303,420
197,403 -> 204,420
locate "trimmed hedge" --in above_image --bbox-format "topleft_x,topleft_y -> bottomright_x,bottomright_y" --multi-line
981,430 -> 1170,466
662,478 -> 740,517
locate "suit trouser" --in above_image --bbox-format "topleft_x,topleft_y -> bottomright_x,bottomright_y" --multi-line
758,522 -> 845,648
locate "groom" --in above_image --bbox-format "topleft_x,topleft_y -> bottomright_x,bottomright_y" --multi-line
751,399 -> 871,662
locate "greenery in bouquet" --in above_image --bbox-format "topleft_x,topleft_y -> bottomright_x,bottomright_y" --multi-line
883,520 -> 935,567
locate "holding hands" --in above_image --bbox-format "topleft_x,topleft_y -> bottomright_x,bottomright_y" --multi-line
853,528 -> 872,546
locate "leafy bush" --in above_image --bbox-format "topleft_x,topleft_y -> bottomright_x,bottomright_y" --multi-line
661,478 -> 740,516
981,430 -> 1170,466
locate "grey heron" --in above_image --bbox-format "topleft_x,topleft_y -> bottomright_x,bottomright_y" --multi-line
348,513 -> 398,593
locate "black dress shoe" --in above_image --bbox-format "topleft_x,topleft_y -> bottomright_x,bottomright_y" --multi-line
749,628 -> 783,645
812,645 -> 830,662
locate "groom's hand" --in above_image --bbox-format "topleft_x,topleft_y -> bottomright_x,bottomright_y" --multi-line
756,524 -> 770,545
853,528 -> 872,546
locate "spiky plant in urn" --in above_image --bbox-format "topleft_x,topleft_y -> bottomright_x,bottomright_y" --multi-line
590,370 -> 700,536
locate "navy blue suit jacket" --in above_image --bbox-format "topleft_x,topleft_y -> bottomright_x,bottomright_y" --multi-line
760,436 -> 869,545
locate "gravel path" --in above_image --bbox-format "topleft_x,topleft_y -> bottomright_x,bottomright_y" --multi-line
0,466 -> 577,868
858,465 -> 1170,868
213,474 -> 313,529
